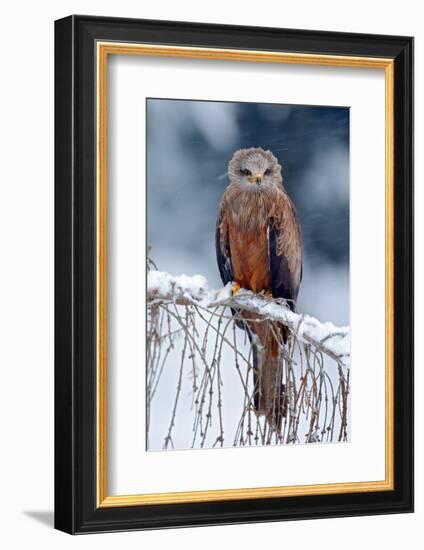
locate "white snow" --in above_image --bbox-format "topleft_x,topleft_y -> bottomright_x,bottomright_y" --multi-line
147,269 -> 350,366
148,270 -> 209,302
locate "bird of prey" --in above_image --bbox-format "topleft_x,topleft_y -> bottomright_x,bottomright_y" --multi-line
216,147 -> 302,429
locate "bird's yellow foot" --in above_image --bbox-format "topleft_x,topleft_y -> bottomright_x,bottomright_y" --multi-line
264,290 -> 273,298
231,282 -> 241,295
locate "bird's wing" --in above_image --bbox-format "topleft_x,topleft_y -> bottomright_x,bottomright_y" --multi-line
268,194 -> 302,311
215,198 -> 233,286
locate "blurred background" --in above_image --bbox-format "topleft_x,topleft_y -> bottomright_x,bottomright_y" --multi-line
147,98 -> 350,326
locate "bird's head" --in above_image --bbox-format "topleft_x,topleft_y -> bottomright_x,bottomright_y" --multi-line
228,147 -> 283,190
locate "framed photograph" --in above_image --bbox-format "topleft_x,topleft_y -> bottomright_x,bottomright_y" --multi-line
54,15 -> 413,534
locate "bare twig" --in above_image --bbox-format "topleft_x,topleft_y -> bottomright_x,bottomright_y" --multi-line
147,268 -> 351,450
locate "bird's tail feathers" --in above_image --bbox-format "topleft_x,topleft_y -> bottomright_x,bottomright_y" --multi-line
249,326 -> 288,430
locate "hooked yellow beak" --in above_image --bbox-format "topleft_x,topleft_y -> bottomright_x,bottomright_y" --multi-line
247,174 -> 262,185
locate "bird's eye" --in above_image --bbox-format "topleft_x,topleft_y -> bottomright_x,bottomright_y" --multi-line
240,168 -> 252,176
264,168 -> 272,176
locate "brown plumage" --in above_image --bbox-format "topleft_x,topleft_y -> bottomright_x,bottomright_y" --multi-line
216,147 -> 302,429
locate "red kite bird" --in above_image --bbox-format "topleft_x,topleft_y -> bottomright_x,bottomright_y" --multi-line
216,147 -> 302,429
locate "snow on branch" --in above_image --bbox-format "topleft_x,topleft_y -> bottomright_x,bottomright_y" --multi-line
147,267 -> 351,448
147,269 -> 350,367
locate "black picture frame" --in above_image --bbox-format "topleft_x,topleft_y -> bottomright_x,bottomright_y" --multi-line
55,14 -> 414,534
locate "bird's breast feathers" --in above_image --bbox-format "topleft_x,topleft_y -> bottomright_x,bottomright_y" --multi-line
223,186 -> 300,298
228,220 -> 271,293
226,186 -> 276,233
222,186 -> 288,293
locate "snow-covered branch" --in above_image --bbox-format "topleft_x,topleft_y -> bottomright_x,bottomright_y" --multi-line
147,268 -> 350,448
147,269 -> 350,367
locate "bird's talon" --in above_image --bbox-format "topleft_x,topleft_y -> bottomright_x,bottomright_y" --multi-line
264,290 -> 273,298
231,282 -> 241,295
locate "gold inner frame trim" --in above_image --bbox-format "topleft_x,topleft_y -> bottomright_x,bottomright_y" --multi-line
96,41 -> 395,508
